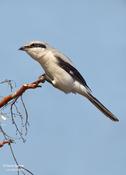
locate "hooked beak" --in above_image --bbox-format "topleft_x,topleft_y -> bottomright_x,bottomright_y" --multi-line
19,46 -> 26,51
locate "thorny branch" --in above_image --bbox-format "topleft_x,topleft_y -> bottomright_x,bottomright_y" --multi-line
0,75 -> 46,175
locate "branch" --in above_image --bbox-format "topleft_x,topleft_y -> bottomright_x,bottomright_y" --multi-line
0,75 -> 46,108
0,75 -> 46,175
0,139 -> 13,148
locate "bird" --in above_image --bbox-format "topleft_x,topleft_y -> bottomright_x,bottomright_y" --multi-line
19,41 -> 119,122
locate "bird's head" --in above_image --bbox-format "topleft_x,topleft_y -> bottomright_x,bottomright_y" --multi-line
19,41 -> 48,61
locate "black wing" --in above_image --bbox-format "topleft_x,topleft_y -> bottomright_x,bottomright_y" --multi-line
56,56 -> 91,90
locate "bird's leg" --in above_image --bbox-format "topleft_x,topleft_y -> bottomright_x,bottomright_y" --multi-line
38,73 -> 53,85
38,73 -> 46,80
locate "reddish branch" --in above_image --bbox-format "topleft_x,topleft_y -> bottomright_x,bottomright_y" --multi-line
0,76 -> 46,108
0,139 -> 13,148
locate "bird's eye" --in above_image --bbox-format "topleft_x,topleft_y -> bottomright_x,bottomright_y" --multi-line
30,43 -> 46,48
31,43 -> 36,47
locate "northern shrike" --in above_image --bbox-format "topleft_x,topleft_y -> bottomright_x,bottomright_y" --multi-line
19,41 -> 119,122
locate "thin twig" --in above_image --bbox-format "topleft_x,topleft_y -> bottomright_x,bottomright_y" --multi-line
20,95 -> 29,136
10,98 -> 25,142
18,166 -> 34,175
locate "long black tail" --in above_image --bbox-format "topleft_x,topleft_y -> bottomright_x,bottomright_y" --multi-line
86,93 -> 119,122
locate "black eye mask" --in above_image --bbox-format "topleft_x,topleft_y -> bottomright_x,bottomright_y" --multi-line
30,43 -> 46,48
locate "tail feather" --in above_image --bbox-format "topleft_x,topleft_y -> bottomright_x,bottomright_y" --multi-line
86,93 -> 119,122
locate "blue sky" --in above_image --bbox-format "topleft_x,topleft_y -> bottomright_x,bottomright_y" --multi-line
0,0 -> 126,175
